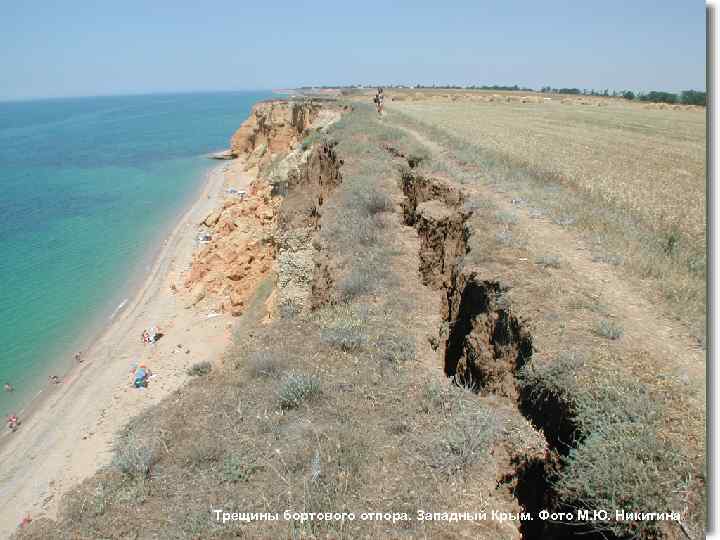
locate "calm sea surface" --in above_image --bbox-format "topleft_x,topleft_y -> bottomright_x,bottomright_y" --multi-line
0,91 -> 270,414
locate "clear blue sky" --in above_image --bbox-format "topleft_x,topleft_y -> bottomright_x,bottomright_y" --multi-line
0,0 -> 706,100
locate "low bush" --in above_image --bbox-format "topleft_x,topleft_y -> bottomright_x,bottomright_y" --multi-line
495,229 -> 513,246
555,422 -> 691,539
431,400 -> 500,476
519,352 -> 660,444
376,333 -> 416,365
320,325 -> 366,351
535,255 -> 561,268
112,433 -> 158,479
595,319 -> 624,340
221,454 -> 261,483
317,303 -> 370,351
278,372 -> 321,409
495,210 -> 518,225
246,350 -> 284,378
362,191 -> 394,215
336,266 -> 374,301
187,361 -> 212,376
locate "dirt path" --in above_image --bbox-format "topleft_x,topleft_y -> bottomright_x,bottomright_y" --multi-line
0,158 -> 254,536
396,123 -> 705,390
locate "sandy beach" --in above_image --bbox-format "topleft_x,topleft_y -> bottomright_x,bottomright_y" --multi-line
0,156 -> 254,536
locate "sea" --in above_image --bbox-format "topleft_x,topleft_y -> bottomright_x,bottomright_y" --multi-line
0,90 -> 271,415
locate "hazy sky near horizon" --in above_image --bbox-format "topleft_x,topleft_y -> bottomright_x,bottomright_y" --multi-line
0,0 -> 706,100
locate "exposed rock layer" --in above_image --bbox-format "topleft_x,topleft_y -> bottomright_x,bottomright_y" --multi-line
230,99 -> 321,162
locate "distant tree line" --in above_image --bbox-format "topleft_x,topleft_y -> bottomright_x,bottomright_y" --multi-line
298,83 -> 706,106
619,89 -> 705,105
409,84 -> 535,91
540,86 -> 705,105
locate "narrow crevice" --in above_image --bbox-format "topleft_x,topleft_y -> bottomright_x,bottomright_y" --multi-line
442,271 -> 532,399
518,386 -> 579,457
395,159 -> 617,540
498,457 -> 552,539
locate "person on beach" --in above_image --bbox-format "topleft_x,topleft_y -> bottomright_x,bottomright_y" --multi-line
74,351 -> 83,363
49,375 -> 61,384
132,363 -> 152,388
4,382 -> 12,392
373,88 -> 385,116
7,414 -> 19,431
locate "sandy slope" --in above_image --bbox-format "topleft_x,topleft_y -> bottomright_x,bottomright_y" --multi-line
0,158 -> 253,536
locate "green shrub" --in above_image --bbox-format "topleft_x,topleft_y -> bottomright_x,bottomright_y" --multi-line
555,422 -> 691,539
362,191 -> 394,215
595,319 -> 624,340
432,404 -> 499,475
112,433 -> 157,479
318,304 -> 370,351
638,90 -> 678,104
221,454 -> 261,483
376,333 -> 416,365
535,255 -> 561,268
495,210 -> 518,225
187,361 -> 212,376
336,267 -> 374,301
278,373 -> 321,409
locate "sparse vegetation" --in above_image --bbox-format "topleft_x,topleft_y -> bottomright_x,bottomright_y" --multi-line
246,350 -> 284,378
595,319 -> 624,340
535,255 -> 561,268
555,422 -> 692,539
112,431 -> 157,479
278,372 -> 321,409
375,332 -> 416,366
187,360 -> 212,376
388,98 -> 706,342
495,210 -> 518,225
433,400 -> 500,476
221,454 -> 261,483
318,303 -> 370,351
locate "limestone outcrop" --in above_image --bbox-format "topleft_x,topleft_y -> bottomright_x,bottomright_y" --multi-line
230,99 -> 322,164
185,99 -> 343,317
184,181 -> 277,316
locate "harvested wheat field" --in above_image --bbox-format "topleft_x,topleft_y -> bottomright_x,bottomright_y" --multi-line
375,91 -> 706,343
390,95 -> 705,244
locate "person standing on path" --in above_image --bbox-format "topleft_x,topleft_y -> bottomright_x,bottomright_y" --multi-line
374,88 -> 385,116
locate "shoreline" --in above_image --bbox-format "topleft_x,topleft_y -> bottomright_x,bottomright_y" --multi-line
2,158 -> 217,421
0,154 -> 255,535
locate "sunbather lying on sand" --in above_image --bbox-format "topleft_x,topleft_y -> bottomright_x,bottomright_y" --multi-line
7,414 -> 19,431
141,327 -> 162,344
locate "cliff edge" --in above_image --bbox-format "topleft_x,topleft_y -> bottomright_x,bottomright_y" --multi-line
229,99 -> 321,164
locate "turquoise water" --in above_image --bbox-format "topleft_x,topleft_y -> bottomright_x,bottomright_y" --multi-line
0,91 -> 271,414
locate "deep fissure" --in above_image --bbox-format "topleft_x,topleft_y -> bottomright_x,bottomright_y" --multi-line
395,161 -> 601,539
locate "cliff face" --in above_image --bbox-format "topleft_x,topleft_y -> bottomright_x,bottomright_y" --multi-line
184,100 -> 341,317
184,177 -> 277,316
230,100 -> 321,159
